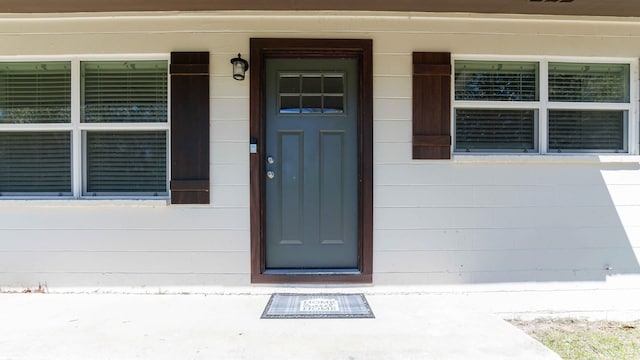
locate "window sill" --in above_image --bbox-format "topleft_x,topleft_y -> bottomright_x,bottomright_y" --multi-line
0,199 -> 170,207
453,154 -> 640,164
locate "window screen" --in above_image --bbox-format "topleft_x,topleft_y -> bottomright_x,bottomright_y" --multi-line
0,62 -> 71,124
85,131 -> 167,195
455,60 -> 539,101
549,63 -> 629,103
548,110 -> 626,152
0,132 -> 71,194
81,61 -> 168,123
455,109 -> 536,152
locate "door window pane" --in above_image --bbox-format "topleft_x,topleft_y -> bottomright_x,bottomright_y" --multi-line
0,132 -> 71,194
280,96 -> 300,114
279,76 -> 300,93
302,75 -> 321,93
278,73 -> 345,114
324,75 -> 344,94
301,96 -> 322,113
323,95 -> 344,113
0,62 -> 71,124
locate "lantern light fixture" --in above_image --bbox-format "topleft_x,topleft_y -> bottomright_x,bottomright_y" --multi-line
230,53 -> 249,81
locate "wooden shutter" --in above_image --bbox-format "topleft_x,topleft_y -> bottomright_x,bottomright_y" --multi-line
170,52 -> 210,204
412,52 -> 452,159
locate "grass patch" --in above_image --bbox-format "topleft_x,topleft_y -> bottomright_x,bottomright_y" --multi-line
509,318 -> 640,360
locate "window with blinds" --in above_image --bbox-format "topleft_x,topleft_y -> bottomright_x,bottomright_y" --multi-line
0,62 -> 72,195
547,62 -> 629,152
0,58 -> 168,198
453,58 -> 631,154
454,60 -> 539,152
81,60 -> 168,196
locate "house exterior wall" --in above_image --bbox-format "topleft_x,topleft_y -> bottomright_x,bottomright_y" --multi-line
1,11 -> 640,292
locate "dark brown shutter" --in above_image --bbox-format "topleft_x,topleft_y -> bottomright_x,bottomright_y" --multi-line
170,52 -> 210,204
412,52 -> 452,159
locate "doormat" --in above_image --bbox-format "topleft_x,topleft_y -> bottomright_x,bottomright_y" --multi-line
261,293 -> 375,319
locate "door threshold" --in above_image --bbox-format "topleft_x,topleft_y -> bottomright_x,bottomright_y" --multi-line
264,269 -> 361,276
253,270 -> 372,284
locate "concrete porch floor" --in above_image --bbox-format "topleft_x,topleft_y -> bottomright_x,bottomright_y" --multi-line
0,292 -> 560,360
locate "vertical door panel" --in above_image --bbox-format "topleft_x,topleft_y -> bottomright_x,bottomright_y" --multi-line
278,131 -> 304,245
319,131 -> 345,245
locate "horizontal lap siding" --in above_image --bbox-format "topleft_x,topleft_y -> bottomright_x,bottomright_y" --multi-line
0,207 -> 250,286
0,251 -> 247,273
374,162 -> 640,283
0,273 -> 249,288
0,13 -> 640,288
0,229 -> 250,252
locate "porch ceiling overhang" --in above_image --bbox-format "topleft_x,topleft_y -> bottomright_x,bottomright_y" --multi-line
1,0 -> 639,18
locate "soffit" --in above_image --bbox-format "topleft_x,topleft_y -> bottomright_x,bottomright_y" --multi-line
1,0 -> 639,17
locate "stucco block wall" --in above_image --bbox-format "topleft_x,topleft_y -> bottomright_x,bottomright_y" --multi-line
0,12 -> 639,290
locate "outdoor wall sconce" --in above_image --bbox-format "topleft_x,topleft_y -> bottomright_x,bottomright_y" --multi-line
230,53 -> 249,81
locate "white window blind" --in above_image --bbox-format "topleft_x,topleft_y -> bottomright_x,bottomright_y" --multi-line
455,61 -> 539,101
455,109 -> 536,152
0,132 -> 71,194
454,60 -> 538,152
85,131 -> 167,195
81,61 -> 167,123
549,63 -> 630,103
548,110 -> 625,152
0,62 -> 71,124
81,60 -> 168,196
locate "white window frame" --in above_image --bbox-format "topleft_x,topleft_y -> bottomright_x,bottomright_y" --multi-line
0,54 -> 171,200
452,55 -> 638,156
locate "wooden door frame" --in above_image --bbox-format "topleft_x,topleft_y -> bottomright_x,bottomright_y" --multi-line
250,38 -> 373,284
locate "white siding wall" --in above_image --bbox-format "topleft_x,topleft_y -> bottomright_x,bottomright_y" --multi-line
0,12 -> 639,290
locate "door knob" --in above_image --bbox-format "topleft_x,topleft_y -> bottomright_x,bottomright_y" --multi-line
267,171 -> 275,179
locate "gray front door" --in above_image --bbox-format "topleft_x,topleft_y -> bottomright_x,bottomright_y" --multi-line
265,58 -> 358,270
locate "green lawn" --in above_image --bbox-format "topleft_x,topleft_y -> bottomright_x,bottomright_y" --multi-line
509,319 -> 640,360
